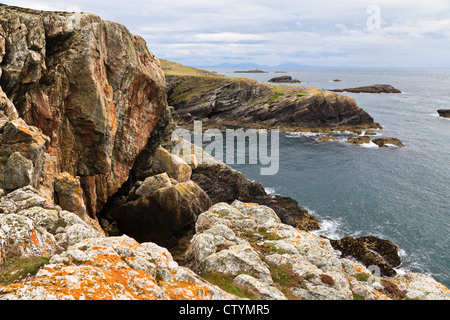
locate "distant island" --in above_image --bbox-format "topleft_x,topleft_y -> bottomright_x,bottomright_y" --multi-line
234,69 -> 267,73
332,84 -> 401,94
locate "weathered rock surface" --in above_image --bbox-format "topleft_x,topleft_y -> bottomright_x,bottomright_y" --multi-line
329,236 -> 401,277
0,234 -> 237,300
332,85 -> 401,94
0,186 -> 104,266
437,109 -> 450,118
268,76 -> 301,83
184,201 -> 450,300
0,4 -> 168,218
348,135 -> 371,145
372,137 -> 405,148
0,186 -> 236,300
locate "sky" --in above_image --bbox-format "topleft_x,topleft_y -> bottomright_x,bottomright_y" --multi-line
2,0 -> 450,68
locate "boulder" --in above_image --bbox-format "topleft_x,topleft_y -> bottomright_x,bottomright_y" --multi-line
111,180 -> 212,248
437,109 -> 450,118
185,201 -> 353,300
364,130 -> 377,135
153,147 -> 192,182
372,137 -> 404,148
3,152 -> 33,190
133,172 -> 173,198
348,136 -> 371,145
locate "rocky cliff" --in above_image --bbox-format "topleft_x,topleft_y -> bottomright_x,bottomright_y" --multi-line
0,5 -> 448,300
0,4 -> 167,221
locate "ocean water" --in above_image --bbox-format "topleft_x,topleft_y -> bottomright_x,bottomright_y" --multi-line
206,68 -> 450,288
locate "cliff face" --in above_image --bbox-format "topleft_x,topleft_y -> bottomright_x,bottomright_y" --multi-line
0,5 -> 167,217
164,64 -> 376,131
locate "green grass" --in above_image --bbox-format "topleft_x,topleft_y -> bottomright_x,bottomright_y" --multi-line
201,272 -> 259,300
352,291 -> 365,300
270,86 -> 284,102
296,90 -> 310,97
0,156 -> 8,163
0,255 -> 50,286
160,59 -> 223,77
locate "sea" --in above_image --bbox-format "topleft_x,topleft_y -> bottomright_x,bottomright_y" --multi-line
202,67 -> 450,288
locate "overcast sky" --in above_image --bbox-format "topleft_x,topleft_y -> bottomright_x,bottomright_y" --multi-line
3,0 -> 450,68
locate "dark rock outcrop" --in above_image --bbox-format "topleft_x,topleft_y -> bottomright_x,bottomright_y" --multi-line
110,179 -> 211,248
348,136 -> 371,145
438,109 -> 450,118
329,236 -> 402,277
268,75 -> 301,83
372,137 -> 404,148
332,85 -> 401,94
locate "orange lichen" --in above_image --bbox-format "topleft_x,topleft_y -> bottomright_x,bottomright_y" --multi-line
30,229 -> 39,246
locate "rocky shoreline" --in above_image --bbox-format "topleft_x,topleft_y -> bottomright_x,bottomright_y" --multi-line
0,5 -> 447,300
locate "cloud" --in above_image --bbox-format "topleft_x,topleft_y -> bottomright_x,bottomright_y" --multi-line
2,0 -> 450,67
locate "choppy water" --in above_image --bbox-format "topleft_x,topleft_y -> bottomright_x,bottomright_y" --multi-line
208,68 -> 450,287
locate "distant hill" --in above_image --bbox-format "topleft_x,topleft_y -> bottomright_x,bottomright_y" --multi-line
190,61 -> 359,70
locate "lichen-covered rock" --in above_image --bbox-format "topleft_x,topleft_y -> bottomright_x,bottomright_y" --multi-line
0,235 -> 238,300
0,4 -> 168,216
132,172 -> 173,198
0,186 -> 104,267
54,172 -> 99,231
391,273 -> 450,300
153,146 -> 192,182
184,201 -> 450,300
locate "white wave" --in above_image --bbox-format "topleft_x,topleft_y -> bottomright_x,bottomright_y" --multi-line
359,141 -> 379,148
311,218 -> 343,240
264,187 -> 277,195
431,113 -> 450,120
286,131 -> 321,138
